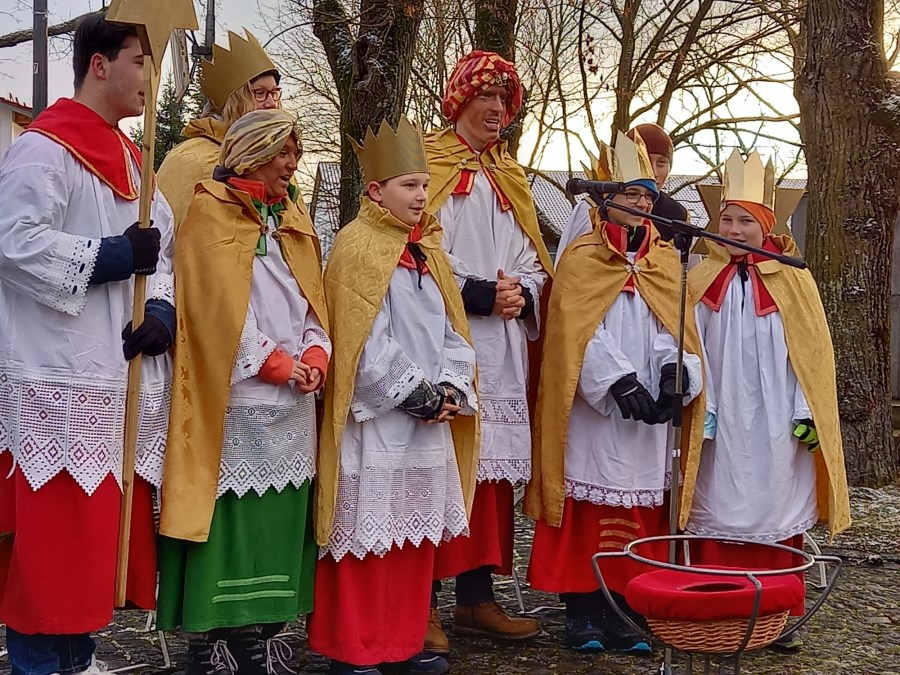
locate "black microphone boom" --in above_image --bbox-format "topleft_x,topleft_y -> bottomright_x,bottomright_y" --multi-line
566,178 -> 626,196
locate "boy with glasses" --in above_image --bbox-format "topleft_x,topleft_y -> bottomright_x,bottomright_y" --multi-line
525,131 -> 705,655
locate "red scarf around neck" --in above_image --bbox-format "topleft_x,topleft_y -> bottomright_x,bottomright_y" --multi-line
701,238 -> 780,316
449,132 -> 513,212
25,98 -> 143,201
397,222 -> 430,275
604,220 -> 651,294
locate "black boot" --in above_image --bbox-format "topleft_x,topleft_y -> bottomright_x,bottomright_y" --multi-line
561,593 -> 605,652
259,623 -> 297,675
228,625 -> 268,675
185,631 -> 238,675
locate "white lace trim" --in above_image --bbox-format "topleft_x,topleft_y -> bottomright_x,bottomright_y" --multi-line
477,458 -> 531,484
147,272 -> 175,307
685,516 -> 818,545
0,364 -> 170,494
565,474 -> 672,509
320,455 -> 469,562
43,234 -> 101,316
217,397 -> 317,498
480,396 -> 529,426
231,321 -> 278,386
350,355 -> 424,423
301,326 -> 332,359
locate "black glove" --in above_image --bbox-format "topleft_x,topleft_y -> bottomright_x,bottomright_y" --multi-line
654,363 -> 691,424
461,279 -> 497,316
122,315 -> 171,360
399,379 -> 448,420
609,373 -> 656,423
123,221 -> 161,275
517,285 -> 535,321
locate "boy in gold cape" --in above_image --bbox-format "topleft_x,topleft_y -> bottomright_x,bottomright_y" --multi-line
307,117 -> 478,675
685,150 -> 851,650
525,131 -> 705,654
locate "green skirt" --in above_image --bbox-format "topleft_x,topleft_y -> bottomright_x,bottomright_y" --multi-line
156,482 -> 317,632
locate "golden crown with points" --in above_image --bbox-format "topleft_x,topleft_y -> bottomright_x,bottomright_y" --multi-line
583,130 -> 655,184
349,116 -> 429,184
694,149 -> 806,252
199,30 -> 277,110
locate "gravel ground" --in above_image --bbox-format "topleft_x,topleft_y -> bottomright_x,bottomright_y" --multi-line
3,485 -> 899,675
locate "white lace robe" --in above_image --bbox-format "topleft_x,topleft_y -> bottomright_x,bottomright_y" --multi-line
565,277 -> 703,508
0,132 -> 173,495
219,215 -> 331,499
321,266 -> 477,562
687,273 -> 818,542
437,171 -> 548,484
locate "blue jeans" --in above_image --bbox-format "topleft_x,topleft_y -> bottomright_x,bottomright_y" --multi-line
6,627 -> 95,675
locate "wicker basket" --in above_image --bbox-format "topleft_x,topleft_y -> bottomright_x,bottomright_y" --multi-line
646,611 -> 789,653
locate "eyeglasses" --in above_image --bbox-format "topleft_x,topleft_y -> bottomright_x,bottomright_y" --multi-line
252,87 -> 282,103
623,190 -> 656,206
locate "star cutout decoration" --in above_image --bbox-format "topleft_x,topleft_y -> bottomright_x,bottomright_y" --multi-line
106,0 -> 198,67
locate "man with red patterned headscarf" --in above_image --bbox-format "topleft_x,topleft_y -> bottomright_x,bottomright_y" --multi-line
423,50 -> 553,651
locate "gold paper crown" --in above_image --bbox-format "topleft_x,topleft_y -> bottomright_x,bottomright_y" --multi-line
582,130 -> 655,184
693,149 -> 806,253
200,30 -> 277,110
350,116 -> 429,184
721,149 -> 774,207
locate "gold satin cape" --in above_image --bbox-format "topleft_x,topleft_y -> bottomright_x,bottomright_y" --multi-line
160,179 -> 327,542
423,128 -> 554,275
315,198 -> 480,546
523,213 -> 706,529
688,236 -> 851,539
157,118 -> 228,228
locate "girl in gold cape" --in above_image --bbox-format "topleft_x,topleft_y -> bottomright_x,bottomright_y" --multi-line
157,110 -> 329,672
307,117 -> 478,675
686,195 -> 851,650
525,176 -> 706,654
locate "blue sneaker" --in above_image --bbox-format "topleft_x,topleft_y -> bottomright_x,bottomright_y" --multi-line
564,618 -> 605,652
380,652 -> 451,674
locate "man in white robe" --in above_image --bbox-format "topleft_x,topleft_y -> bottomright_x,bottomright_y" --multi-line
423,49 -> 553,648
0,14 -> 173,675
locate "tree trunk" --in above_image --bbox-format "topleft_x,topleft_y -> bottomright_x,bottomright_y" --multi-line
313,0 -> 425,226
473,0 -> 524,157
795,0 -> 900,486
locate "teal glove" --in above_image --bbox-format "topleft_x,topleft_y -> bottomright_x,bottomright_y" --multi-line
703,411 -> 717,440
793,419 -> 819,451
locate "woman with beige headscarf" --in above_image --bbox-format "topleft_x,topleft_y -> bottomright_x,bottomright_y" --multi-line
157,29 -> 284,228
156,109 -> 329,675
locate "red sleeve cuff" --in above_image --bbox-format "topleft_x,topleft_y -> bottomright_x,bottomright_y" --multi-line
258,348 -> 294,385
300,345 -> 329,378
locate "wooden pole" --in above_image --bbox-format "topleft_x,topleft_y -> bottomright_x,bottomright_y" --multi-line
114,60 -> 159,608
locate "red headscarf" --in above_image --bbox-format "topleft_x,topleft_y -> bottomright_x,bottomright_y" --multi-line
723,200 -> 776,235
442,50 -> 524,127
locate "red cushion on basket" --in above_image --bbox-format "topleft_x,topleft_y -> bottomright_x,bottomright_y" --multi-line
625,566 -> 805,622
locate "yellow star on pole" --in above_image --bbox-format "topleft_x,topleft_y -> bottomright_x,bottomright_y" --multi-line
106,0 -> 199,66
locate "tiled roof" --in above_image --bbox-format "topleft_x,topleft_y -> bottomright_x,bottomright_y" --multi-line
309,161 -> 808,261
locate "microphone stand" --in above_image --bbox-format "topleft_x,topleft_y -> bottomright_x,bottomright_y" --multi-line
602,199 -> 805,675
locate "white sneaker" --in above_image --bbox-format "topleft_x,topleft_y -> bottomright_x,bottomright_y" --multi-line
78,656 -> 109,675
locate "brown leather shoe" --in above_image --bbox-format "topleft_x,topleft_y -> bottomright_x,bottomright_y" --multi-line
452,601 -> 541,640
424,607 -> 451,655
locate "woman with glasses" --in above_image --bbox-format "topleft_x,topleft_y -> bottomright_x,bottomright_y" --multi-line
525,130 -> 705,656
157,29 -> 286,228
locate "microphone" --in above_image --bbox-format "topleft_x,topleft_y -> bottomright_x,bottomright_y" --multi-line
566,178 -> 627,196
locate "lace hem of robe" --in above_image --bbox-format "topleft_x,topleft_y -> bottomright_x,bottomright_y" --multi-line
685,516 -> 818,545
0,365 -> 170,494
565,474 -> 672,509
477,458 -> 532,484
217,398 -> 317,499
319,460 -> 469,562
